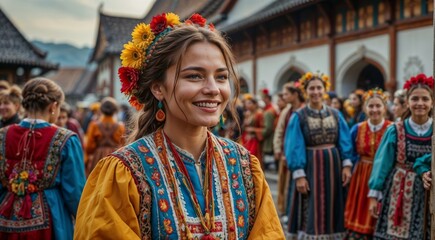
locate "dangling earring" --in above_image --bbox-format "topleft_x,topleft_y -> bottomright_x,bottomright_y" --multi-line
155,101 -> 165,122
219,115 -> 224,128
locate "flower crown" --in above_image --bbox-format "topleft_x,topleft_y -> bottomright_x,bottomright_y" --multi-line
363,88 -> 387,102
118,13 -> 214,110
298,71 -> 331,94
403,73 -> 434,90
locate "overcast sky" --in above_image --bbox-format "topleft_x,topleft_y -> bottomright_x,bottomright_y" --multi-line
1,0 -> 155,48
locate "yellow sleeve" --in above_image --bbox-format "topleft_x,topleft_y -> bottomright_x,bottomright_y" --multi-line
74,156 -> 141,240
248,155 -> 285,240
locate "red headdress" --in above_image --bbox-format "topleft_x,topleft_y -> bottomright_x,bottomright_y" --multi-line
403,73 -> 434,90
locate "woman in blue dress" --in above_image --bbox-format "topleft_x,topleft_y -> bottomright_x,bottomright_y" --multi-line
368,73 -> 433,239
0,78 -> 85,240
284,72 -> 353,239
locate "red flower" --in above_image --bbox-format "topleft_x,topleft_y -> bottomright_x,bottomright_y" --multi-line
189,13 -> 206,27
118,67 -> 139,94
129,96 -> 144,110
208,23 -> 215,31
403,73 -> 435,90
150,14 -> 168,34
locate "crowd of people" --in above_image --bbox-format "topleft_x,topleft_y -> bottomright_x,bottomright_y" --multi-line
0,11 -> 432,240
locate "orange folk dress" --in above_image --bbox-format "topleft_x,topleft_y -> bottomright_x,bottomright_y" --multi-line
85,115 -> 125,176
344,119 -> 392,238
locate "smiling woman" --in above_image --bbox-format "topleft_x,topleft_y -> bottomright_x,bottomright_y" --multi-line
74,13 -> 284,239
368,74 -> 434,239
284,72 -> 353,239
0,85 -> 22,128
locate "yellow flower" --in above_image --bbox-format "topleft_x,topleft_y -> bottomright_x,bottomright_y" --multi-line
305,72 -> 313,79
20,171 -> 29,180
120,42 -> 144,69
11,183 -> 18,193
166,13 -> 180,26
132,23 -> 155,49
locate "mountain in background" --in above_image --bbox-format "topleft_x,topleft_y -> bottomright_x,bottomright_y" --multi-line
32,40 -> 93,68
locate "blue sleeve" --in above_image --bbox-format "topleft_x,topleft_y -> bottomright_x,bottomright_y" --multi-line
284,114 -> 306,171
368,125 -> 397,191
414,154 -> 432,176
350,123 -> 360,164
337,111 -> 353,161
60,134 -> 86,217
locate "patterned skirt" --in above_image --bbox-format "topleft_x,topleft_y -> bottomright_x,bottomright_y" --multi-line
345,159 -> 376,235
373,167 -> 430,240
287,147 -> 346,239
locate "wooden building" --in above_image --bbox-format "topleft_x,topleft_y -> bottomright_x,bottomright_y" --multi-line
220,0 -> 434,96
0,8 -> 58,85
90,0 -> 433,99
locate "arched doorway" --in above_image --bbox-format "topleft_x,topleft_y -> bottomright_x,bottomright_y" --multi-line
276,68 -> 303,91
341,59 -> 385,97
240,77 -> 249,94
356,64 -> 385,90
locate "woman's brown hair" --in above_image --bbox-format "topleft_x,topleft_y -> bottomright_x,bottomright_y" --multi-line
127,25 -> 240,143
21,77 -> 64,113
0,85 -> 22,106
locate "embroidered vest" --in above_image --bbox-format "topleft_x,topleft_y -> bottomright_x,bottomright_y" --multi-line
0,124 -> 73,233
296,106 -> 339,146
356,121 -> 392,160
112,131 -> 255,240
395,121 -> 432,169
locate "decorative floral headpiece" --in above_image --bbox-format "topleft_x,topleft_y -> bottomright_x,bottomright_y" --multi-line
403,73 -> 434,90
363,88 -> 387,102
118,13 -> 214,110
298,71 -> 331,94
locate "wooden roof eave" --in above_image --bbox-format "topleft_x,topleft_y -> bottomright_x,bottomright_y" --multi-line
221,0 -> 319,34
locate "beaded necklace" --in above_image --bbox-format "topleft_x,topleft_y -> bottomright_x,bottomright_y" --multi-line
159,130 -> 216,240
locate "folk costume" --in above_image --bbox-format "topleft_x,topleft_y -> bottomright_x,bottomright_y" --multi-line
85,115 -> 125,176
0,119 -> 85,239
368,118 -> 432,239
241,109 -> 264,163
345,119 -> 392,238
273,104 -> 292,215
284,105 -> 353,239
261,102 -> 278,167
74,129 -> 284,239
413,153 -> 432,176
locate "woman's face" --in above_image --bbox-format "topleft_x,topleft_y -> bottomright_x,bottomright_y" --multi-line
0,99 -> 19,120
407,88 -> 433,119
244,99 -> 257,112
306,79 -> 324,105
331,98 -> 342,110
158,41 -> 231,129
392,97 -> 406,119
365,97 -> 386,123
282,88 -> 292,104
349,93 -> 361,108
276,97 -> 286,110
56,110 -> 68,127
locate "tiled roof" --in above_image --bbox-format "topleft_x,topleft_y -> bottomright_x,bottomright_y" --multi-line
220,0 -> 314,33
100,14 -> 142,56
45,66 -> 97,96
144,0 -> 207,21
0,8 -> 58,70
90,0 -> 223,62
46,68 -> 86,94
